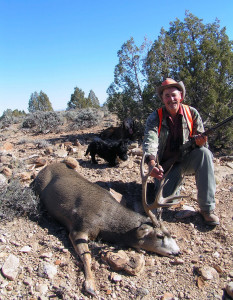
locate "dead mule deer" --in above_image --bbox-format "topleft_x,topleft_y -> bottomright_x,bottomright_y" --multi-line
32,162 -> 180,297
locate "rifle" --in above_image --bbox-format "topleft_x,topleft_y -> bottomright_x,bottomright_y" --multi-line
162,114 -> 233,172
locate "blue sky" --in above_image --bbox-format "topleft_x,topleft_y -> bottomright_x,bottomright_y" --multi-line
0,0 -> 233,116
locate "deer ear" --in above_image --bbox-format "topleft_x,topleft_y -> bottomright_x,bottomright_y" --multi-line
136,224 -> 154,239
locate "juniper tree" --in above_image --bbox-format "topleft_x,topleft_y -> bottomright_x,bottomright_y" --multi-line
67,87 -> 87,109
28,91 -> 53,112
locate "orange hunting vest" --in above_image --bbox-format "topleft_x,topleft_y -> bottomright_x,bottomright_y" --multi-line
157,105 -> 193,137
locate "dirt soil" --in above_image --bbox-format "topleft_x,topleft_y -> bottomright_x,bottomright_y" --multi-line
0,114 -> 232,300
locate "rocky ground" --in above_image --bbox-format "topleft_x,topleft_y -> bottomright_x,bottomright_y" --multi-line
0,114 -> 232,300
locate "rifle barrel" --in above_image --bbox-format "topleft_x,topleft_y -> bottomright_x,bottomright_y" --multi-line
181,115 -> 233,151
204,115 -> 233,135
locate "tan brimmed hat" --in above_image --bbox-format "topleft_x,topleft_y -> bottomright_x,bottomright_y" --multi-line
157,78 -> 186,100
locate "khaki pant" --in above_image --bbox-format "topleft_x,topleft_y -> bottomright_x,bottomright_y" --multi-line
154,147 -> 216,212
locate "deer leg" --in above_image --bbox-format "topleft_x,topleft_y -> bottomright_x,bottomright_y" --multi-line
69,230 -> 96,297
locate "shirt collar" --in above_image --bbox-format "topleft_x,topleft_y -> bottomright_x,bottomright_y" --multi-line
164,104 -> 184,119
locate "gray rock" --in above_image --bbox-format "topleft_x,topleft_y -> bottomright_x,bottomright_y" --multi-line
38,262 -> 57,279
54,149 -> 68,158
226,282 -> 233,298
198,265 -> 219,281
0,174 -> 7,191
1,254 -> 20,281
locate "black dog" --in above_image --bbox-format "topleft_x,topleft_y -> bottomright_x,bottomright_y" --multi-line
85,138 -> 128,166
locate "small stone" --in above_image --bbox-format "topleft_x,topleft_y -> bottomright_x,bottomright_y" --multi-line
38,262 -> 57,279
2,254 -> 20,281
136,287 -> 149,297
101,250 -> 145,275
170,258 -> 184,265
35,283 -> 48,295
34,158 -> 47,167
203,247 -> 212,253
2,167 -> 12,177
23,277 -> 33,286
0,155 -> 9,163
0,174 -> 7,191
0,253 -> 8,258
198,265 -> 219,281
19,172 -> 31,181
213,251 -> 220,258
55,259 -> 62,265
161,292 -> 175,300
0,235 -> 7,243
64,142 -> 73,147
19,246 -> 32,253
130,148 -> 142,156
197,276 -> 205,289
1,142 -> 13,151
178,291 -> 184,298
110,273 -> 122,282
225,282 -> 233,298
229,271 -> 233,278
74,139 -> 81,147
213,263 -> 224,274
54,149 -> 68,158
191,258 -> 198,264
128,143 -> 139,149
44,147 -> 54,155
40,252 -> 53,259
63,157 -> 79,169
92,260 -> 100,271
145,257 -> 156,266
6,285 -> 13,291
11,240 -> 20,246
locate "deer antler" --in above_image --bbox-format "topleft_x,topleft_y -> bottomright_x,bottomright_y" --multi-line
141,153 -> 186,226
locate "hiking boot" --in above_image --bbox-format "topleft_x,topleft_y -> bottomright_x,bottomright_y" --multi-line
200,210 -> 220,226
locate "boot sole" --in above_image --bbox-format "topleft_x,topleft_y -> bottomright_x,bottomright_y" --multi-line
204,220 -> 220,226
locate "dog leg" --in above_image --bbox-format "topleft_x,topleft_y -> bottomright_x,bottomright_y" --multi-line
90,153 -> 98,164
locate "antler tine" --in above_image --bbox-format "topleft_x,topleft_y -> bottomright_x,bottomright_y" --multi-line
140,153 -> 154,183
141,153 -> 160,227
149,172 -> 184,211
141,154 -> 188,226
149,162 -> 190,211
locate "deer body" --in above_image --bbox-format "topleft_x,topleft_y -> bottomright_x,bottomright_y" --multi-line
33,162 -> 180,296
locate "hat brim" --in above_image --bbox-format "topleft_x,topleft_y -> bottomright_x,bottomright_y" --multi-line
157,81 -> 186,100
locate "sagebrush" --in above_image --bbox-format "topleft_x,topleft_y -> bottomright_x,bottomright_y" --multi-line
0,179 -> 40,222
22,111 -> 64,133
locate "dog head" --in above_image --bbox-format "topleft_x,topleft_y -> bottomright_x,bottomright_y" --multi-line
116,140 -> 128,161
123,118 -> 134,135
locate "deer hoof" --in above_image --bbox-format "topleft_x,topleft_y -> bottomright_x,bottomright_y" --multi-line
84,280 -> 97,297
